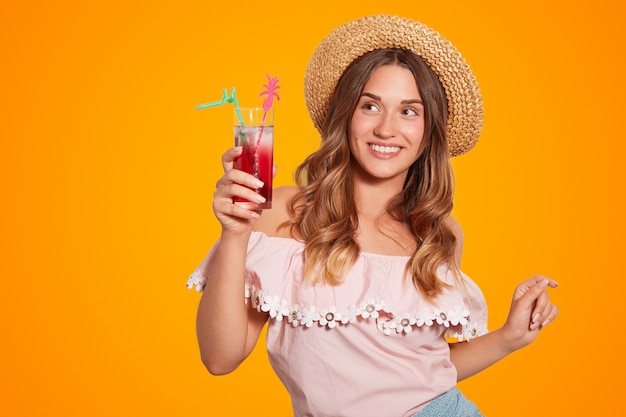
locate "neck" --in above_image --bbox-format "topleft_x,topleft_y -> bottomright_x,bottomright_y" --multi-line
353,177 -> 405,218
353,184 -> 416,256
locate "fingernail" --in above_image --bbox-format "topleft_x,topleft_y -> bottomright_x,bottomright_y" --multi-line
541,319 -> 551,327
254,180 -> 264,188
254,194 -> 266,203
532,313 -> 540,323
250,211 -> 261,219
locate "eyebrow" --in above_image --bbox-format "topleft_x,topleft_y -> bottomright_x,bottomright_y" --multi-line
361,92 -> 423,105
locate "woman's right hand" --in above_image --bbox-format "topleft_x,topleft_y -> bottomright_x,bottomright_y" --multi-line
213,146 -> 267,234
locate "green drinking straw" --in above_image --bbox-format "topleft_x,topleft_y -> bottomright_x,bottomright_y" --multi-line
196,87 -> 244,124
196,87 -> 249,150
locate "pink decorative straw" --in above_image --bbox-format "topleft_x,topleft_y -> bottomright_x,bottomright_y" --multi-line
256,74 -> 280,148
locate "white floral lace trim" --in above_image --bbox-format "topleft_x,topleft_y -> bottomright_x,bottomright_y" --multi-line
187,276 -> 487,342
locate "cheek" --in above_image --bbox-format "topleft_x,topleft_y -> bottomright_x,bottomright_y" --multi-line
409,120 -> 426,139
348,133 -> 360,156
349,116 -> 367,144
408,124 -> 427,157
349,113 -> 365,136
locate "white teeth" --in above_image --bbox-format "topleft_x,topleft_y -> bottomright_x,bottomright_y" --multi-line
370,144 -> 400,154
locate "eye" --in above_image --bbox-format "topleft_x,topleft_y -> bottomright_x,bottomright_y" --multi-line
402,107 -> 420,116
362,102 -> 380,112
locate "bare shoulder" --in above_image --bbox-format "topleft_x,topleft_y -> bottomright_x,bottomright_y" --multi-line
253,186 -> 299,237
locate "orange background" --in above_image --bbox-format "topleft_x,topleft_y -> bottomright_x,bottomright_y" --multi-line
2,0 -> 624,415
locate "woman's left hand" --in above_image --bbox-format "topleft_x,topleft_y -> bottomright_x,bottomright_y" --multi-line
501,275 -> 559,352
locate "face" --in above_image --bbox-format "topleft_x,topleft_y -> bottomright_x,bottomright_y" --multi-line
349,64 -> 425,186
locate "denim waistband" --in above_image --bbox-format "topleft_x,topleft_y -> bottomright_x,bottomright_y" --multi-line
412,387 -> 485,417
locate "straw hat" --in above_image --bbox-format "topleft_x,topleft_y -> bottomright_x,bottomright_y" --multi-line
304,15 -> 483,157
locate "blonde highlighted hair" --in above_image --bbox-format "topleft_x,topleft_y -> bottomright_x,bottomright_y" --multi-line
288,49 -> 458,298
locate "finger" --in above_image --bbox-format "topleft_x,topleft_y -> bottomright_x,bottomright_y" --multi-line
514,275 -> 558,300
530,291 -> 550,330
213,188 -> 262,218
216,169 -> 264,196
215,198 -> 261,220
512,275 -> 543,299
531,276 -> 559,289
517,278 -> 549,312
540,303 -> 559,328
221,146 -> 244,172
216,182 -> 266,207
229,169 -> 265,192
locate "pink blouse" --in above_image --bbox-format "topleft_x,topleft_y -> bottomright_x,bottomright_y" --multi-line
187,231 -> 488,417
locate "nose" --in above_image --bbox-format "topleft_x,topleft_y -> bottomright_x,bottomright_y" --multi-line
373,112 -> 396,138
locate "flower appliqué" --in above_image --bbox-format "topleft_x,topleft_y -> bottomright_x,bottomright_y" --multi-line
300,306 -> 320,328
341,304 -> 361,324
319,307 -> 340,329
380,313 -> 417,335
260,295 -> 289,321
359,299 -> 384,319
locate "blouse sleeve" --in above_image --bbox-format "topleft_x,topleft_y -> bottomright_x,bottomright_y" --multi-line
185,232 -> 284,294
445,271 -> 489,342
185,240 -> 220,292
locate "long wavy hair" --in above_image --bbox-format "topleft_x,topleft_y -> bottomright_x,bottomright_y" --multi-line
287,48 -> 457,298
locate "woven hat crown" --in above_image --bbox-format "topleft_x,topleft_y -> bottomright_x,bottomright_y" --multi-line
304,15 -> 483,157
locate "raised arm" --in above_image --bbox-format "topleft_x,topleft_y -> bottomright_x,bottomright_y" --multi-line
195,146 -> 269,375
449,276 -> 559,381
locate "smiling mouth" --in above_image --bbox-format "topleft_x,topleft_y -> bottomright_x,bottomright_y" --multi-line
369,144 -> 401,154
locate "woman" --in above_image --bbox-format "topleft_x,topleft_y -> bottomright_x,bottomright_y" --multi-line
187,15 -> 558,417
